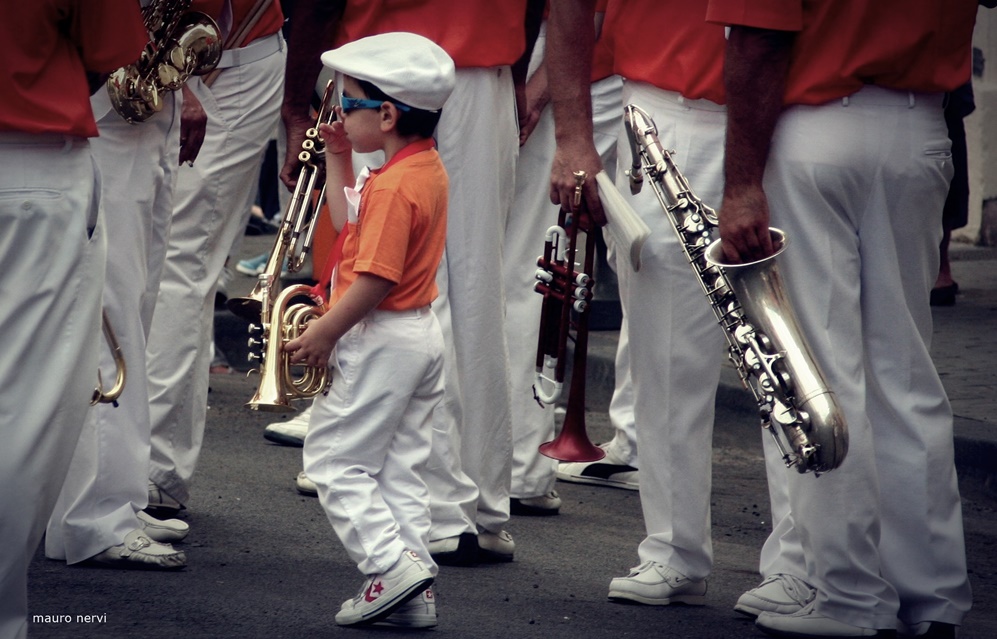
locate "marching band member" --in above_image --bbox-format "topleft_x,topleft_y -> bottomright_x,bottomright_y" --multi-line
46,0 -> 193,571
1,0 -> 145,632
144,0 -> 286,515
286,32 -> 455,627
547,0 -> 730,606
708,1 -> 977,635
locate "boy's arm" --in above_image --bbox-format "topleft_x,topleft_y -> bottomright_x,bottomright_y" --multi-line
319,122 -> 354,232
284,273 -> 395,369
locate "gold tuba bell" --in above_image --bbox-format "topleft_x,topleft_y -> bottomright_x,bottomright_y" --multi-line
107,0 -> 222,124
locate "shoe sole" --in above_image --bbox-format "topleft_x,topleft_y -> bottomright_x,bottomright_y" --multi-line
608,591 -> 706,606
556,472 -> 638,491
509,499 -> 560,517
263,430 -> 305,447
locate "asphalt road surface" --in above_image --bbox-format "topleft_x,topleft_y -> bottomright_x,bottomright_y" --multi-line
27,371 -> 997,638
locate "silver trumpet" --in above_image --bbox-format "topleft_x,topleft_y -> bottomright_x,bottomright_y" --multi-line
624,103 -> 848,474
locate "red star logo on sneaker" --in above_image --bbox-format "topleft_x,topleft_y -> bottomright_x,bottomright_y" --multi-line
364,580 -> 385,602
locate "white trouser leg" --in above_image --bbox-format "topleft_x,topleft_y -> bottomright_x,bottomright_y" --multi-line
147,45 -> 285,503
764,89 -> 968,628
47,94 -> 180,563
304,310 -> 443,576
618,84 -> 727,580
430,67 -> 517,534
506,105 -> 559,499
0,136 -> 104,639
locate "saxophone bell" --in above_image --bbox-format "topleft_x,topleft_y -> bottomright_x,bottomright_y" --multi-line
704,231 -> 849,473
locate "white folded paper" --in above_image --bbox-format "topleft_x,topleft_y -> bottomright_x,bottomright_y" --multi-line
595,170 -> 651,272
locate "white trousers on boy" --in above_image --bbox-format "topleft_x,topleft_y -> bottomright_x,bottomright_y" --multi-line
304,308 -> 444,576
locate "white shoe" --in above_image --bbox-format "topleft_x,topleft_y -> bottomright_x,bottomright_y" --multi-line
428,532 -> 478,566
377,588 -> 437,628
136,510 -> 189,544
295,471 -> 317,496
334,550 -> 434,626
608,561 -> 706,606
477,529 -> 514,563
85,529 -> 186,570
146,481 -> 184,515
557,443 -> 639,490
510,489 -> 561,516
263,405 -> 312,447
735,573 -> 816,618
756,600 -> 878,637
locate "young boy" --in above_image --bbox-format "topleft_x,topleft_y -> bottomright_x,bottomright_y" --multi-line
284,32 -> 455,628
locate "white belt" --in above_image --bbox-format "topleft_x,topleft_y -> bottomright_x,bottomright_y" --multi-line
216,32 -> 284,69
841,86 -> 944,109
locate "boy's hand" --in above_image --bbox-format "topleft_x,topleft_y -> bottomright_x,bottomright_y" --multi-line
284,318 -> 336,369
319,121 -> 352,156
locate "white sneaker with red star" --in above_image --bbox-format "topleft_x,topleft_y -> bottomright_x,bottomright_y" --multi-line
334,550 -> 434,626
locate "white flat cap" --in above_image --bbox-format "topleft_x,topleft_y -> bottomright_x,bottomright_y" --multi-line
321,32 -> 456,112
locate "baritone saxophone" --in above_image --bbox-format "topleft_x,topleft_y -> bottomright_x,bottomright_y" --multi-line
623,104 -> 848,474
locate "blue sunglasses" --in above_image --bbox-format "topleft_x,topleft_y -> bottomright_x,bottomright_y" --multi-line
340,95 -> 411,113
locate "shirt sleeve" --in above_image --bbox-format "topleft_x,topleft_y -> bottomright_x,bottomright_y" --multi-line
71,0 -> 149,73
706,0 -> 804,32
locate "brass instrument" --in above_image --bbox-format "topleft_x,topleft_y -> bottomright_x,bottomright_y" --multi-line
228,79 -> 338,323
624,104 -> 848,474
238,80 -> 338,412
533,172 -> 606,462
107,0 -> 222,124
92,311 -> 127,406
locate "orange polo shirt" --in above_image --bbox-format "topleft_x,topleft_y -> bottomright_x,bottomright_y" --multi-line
334,0 -> 528,68
604,0 -> 726,104
334,140 -> 449,311
706,0 -> 978,105
0,0 -> 146,136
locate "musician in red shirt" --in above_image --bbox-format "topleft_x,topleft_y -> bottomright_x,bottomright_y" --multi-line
707,1 -> 978,636
0,0 -> 145,634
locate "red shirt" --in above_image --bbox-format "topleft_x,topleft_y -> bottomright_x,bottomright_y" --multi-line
334,0 -> 529,68
604,0 -> 727,104
591,0 -> 614,82
706,0 -> 978,105
190,0 -> 284,46
0,0 -> 146,136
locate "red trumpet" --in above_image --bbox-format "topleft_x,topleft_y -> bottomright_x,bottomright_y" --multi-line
533,195 -> 605,462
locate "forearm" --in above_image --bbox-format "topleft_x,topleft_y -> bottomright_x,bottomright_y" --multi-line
315,274 -> 394,344
548,0 -> 597,147
722,26 -> 794,198
281,0 -> 346,123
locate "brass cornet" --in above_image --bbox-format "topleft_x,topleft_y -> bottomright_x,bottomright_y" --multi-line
92,311 -> 126,406
236,80 -> 338,412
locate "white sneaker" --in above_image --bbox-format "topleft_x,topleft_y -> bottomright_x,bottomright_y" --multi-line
334,550 -> 434,626
263,405 -> 312,447
377,588 -> 437,628
756,600 -> 878,637
608,561 -> 707,606
86,529 -> 186,570
557,443 -> 639,490
136,510 -> 189,544
477,530 -> 515,563
510,489 -> 561,516
295,471 -> 317,496
735,573 -> 816,618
